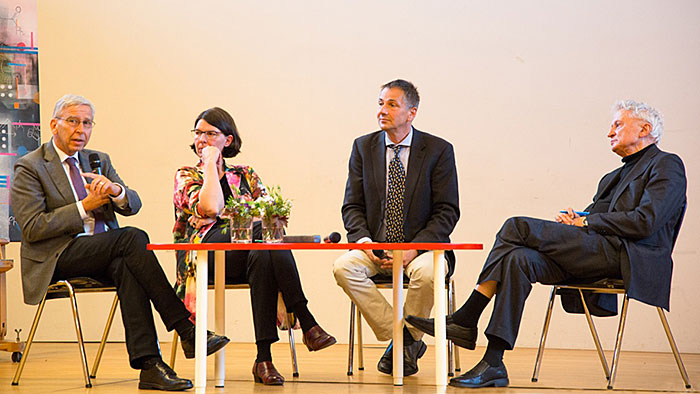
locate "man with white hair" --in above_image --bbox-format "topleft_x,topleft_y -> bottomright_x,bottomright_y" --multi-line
407,100 -> 687,388
11,94 -> 229,391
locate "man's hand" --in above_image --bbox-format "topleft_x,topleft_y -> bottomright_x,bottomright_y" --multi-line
379,249 -> 418,270
363,247 -> 390,266
555,207 -> 586,227
81,187 -> 111,212
82,172 -> 122,197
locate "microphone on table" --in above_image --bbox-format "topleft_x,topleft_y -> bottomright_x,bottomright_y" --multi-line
88,153 -> 102,175
324,232 -> 341,243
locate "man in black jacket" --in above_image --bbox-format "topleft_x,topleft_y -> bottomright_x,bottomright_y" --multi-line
333,80 -> 460,376
408,100 -> 686,388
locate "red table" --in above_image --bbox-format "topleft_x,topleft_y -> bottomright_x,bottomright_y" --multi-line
148,242 -> 482,390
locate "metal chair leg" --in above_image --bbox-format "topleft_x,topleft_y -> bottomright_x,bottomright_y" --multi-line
90,294 -> 119,378
170,331 -> 179,368
450,281 -> 460,372
607,294 -> 630,389
11,293 -> 49,385
288,316 -> 299,378
347,302 -> 355,375
578,289 -> 610,379
357,308 -> 364,370
531,286 -> 557,382
63,281 -> 92,388
657,307 -> 692,389
447,280 -> 454,377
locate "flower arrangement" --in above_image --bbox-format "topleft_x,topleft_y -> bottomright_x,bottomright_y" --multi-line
223,185 -> 292,242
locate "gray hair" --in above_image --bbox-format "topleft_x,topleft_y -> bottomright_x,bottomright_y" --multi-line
52,94 -> 95,118
612,100 -> 663,143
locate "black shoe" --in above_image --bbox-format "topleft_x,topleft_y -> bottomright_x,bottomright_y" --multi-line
376,340 -> 427,376
139,359 -> 193,391
405,315 -> 477,350
180,329 -> 230,359
449,360 -> 509,388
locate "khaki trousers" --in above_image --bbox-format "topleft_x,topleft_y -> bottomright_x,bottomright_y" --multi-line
333,249 -> 446,341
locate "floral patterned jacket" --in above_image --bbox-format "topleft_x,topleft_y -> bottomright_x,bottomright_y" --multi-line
172,162 -> 267,301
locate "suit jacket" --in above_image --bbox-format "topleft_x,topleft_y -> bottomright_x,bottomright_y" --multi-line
11,142 -> 141,305
341,128 -> 460,273
584,144 -> 686,310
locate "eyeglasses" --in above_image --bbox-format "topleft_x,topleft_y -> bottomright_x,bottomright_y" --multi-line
191,129 -> 223,139
56,117 -> 96,129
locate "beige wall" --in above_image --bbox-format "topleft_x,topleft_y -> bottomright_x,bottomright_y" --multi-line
5,0 -> 698,353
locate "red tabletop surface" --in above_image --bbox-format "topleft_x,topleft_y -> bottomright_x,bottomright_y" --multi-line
148,242 -> 483,251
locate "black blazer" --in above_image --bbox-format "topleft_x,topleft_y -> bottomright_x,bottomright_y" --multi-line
341,128 -> 460,274
585,144 -> 686,310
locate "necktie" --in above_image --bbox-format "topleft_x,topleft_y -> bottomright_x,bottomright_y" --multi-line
386,145 -> 405,243
66,157 -> 106,234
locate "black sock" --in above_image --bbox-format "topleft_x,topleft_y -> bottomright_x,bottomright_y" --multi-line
452,289 -> 491,328
290,301 -> 317,333
256,340 -> 273,363
403,325 -> 417,345
173,317 -> 195,341
482,336 -> 508,367
137,355 -> 162,370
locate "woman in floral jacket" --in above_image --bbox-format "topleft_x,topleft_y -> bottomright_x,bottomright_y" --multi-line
173,107 -> 335,385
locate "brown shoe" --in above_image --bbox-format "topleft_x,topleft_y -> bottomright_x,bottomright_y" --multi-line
302,324 -> 337,352
252,361 -> 284,385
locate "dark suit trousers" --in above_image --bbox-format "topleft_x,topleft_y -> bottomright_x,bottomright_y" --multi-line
195,226 -> 309,344
54,227 -> 191,369
478,217 -> 623,349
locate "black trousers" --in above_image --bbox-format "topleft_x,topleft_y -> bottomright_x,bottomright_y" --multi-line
178,224 -> 309,344
54,227 -> 191,369
477,217 -> 623,349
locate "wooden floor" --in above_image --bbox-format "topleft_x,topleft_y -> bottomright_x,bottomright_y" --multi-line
0,342 -> 697,393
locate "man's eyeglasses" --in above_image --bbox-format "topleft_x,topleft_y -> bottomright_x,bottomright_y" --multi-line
191,129 -> 222,139
56,117 -> 96,129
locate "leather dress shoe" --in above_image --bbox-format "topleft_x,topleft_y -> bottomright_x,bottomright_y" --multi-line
449,360 -> 509,388
303,324 -> 337,351
406,315 -> 477,350
252,361 -> 285,385
180,329 -> 230,359
376,340 -> 427,376
139,359 -> 193,391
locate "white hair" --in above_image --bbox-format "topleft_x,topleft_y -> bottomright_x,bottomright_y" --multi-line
52,94 -> 95,118
612,100 -> 663,143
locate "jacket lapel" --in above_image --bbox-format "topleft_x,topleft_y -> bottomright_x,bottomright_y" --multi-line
403,129 -> 426,220
609,144 -> 660,210
371,132 -> 386,204
42,142 -> 75,203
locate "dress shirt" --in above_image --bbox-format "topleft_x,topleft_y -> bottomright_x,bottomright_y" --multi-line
52,139 -> 127,236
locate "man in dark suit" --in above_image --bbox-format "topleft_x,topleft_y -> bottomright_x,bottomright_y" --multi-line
11,94 -> 230,391
333,80 -> 460,376
407,100 -> 687,388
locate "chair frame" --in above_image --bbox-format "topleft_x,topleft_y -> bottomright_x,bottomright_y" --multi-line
168,283 -> 300,378
12,278 -> 119,388
531,281 -> 692,390
346,277 -> 460,376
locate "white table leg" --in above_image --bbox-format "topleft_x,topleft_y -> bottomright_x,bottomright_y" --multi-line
433,250 -> 447,386
392,250 -> 404,386
195,250 -> 208,392
214,250 -> 226,387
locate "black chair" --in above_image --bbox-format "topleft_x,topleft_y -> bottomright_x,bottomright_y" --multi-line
531,205 -> 691,390
12,277 -> 119,388
346,274 -> 461,376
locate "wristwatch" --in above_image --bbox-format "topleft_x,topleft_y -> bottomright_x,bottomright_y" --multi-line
582,217 -> 588,227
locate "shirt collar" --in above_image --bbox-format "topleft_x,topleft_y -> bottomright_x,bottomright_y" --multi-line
384,127 -> 413,148
52,138 -> 80,163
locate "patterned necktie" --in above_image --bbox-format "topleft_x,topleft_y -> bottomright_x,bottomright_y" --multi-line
386,144 -> 405,243
66,157 -> 106,234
